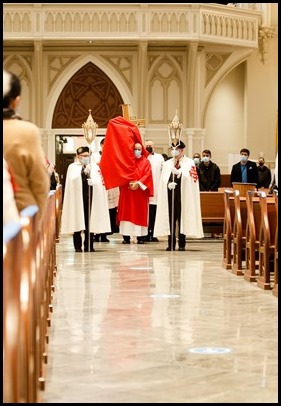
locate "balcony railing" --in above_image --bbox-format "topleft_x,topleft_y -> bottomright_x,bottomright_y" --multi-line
4,3 -> 262,49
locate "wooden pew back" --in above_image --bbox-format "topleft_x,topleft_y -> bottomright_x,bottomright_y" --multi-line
222,189 -> 235,269
257,192 -> 276,290
232,190 -> 247,275
200,191 -> 225,234
3,222 -> 23,403
244,191 -> 263,282
272,190 -> 278,297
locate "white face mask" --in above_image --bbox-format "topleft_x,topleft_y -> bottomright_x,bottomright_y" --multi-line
81,157 -> 89,165
240,155 -> 248,162
193,157 -> 200,165
171,149 -> 179,157
134,150 -> 141,158
202,156 -> 210,163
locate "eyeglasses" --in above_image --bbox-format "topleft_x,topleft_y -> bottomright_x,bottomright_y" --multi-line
79,154 -> 89,157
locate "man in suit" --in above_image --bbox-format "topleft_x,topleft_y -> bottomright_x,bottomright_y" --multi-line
230,148 -> 259,186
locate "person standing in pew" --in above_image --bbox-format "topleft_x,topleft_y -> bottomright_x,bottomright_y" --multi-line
198,149 -> 221,191
3,71 -> 49,225
230,148 -> 259,186
257,156 -> 271,188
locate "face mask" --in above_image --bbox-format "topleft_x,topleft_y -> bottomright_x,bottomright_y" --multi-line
240,155 -> 248,162
202,156 -> 210,163
171,149 -> 179,157
259,162 -> 264,166
193,157 -> 200,164
81,157 -> 89,165
134,150 -> 141,158
146,146 -> 153,153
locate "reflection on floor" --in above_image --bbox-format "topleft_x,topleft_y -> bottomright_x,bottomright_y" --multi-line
41,234 -> 278,404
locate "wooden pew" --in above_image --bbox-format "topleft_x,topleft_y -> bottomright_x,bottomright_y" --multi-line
200,191 -> 225,234
20,206 -> 40,403
244,191 -> 263,282
257,192 -> 276,290
55,184 -> 62,242
232,182 -> 256,197
232,190 -> 247,275
272,190 -> 278,297
3,221 -> 23,403
222,189 -> 235,269
37,191 -> 57,390
3,195 -> 58,402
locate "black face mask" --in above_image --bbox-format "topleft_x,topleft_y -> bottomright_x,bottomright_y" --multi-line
259,162 -> 264,166
146,147 -> 153,153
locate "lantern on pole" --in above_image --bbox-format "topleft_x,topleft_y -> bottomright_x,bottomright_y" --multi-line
81,109 -> 98,252
82,109 -> 98,145
168,111 -> 183,251
168,111 -> 183,148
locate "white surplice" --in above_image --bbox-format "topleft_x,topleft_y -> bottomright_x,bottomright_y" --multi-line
61,160 -> 111,234
154,156 -> 204,238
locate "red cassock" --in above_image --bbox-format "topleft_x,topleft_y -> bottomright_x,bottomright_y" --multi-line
100,116 -> 154,228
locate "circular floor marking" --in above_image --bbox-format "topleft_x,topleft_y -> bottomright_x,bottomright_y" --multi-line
188,347 -> 232,354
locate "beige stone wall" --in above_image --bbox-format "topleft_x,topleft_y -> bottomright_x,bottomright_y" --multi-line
3,3 -> 278,171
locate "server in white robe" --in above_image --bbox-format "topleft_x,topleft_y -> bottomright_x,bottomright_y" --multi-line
61,146 -> 111,252
154,141 -> 204,251
144,140 -> 164,242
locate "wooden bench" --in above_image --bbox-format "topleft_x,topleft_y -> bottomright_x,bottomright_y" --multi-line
244,191 -> 263,282
272,190 -> 278,297
200,191 -> 225,234
20,206 -> 40,403
232,191 -> 247,275
3,221 -> 23,403
222,189 -> 235,269
257,192 -> 276,290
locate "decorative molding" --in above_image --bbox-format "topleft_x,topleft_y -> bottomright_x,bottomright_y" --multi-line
258,25 -> 274,64
48,55 -> 78,92
205,53 -> 231,86
4,4 -> 261,49
101,55 -> 133,91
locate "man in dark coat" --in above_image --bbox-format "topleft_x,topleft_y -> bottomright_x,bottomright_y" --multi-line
230,148 -> 259,185
257,156 -> 272,188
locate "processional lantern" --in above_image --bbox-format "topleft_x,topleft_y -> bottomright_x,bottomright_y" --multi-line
168,111 -> 183,147
82,109 -> 98,145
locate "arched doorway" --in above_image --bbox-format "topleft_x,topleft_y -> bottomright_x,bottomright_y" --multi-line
52,62 -> 124,193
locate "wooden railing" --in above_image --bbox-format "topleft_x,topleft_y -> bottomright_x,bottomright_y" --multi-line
3,187 -> 61,403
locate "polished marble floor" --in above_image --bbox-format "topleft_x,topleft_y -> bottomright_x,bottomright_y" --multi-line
41,234 -> 278,403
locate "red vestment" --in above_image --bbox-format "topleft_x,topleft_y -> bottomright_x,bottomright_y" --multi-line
117,156 -> 153,227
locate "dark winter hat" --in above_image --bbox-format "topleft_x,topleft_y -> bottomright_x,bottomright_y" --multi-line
76,146 -> 89,155
171,140 -> 186,149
